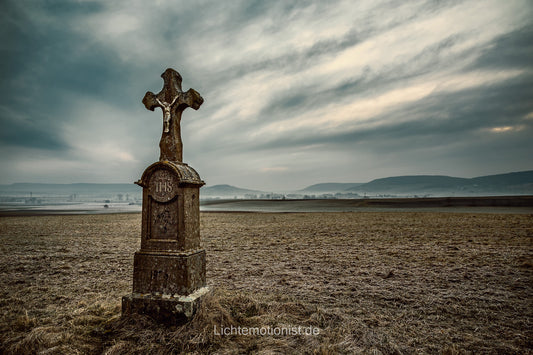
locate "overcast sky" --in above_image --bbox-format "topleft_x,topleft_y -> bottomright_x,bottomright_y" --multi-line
1,0 -> 532,191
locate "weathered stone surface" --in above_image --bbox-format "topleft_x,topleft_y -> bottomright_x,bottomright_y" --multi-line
122,69 -> 207,324
136,161 -> 204,252
122,287 -> 210,324
138,161 -> 204,187
132,250 -> 206,295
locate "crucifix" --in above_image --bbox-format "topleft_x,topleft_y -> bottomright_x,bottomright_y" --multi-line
123,68 -> 208,323
142,68 -> 204,162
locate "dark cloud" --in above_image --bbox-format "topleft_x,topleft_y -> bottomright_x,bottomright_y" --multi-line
0,114 -> 68,150
0,0 -> 142,153
470,25 -> 533,70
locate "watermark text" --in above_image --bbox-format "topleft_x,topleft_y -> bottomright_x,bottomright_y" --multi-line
214,325 -> 320,336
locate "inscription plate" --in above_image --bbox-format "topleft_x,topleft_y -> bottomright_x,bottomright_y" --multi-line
149,169 -> 178,202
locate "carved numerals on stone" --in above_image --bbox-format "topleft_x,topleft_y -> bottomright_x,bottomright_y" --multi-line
150,270 -> 170,289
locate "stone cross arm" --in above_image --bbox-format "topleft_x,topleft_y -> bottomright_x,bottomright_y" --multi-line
142,88 -> 203,112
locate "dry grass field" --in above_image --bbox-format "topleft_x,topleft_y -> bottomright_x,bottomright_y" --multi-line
0,211 -> 531,354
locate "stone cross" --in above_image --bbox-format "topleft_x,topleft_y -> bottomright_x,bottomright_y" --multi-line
142,68 -> 204,162
123,68 -> 208,324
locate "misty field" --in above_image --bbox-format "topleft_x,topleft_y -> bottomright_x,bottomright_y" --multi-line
0,211 -> 532,354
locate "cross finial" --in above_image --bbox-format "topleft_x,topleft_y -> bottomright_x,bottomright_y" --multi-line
142,68 -> 204,162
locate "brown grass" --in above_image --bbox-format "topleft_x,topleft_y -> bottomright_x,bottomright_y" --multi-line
0,212 -> 532,354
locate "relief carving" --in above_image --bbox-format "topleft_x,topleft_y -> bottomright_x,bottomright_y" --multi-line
149,169 -> 178,202
150,198 -> 178,240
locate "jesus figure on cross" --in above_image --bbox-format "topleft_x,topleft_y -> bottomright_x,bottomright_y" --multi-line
142,68 -> 204,163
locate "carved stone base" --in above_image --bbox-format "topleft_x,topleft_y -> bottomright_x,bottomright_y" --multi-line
132,249 -> 206,295
122,287 -> 210,324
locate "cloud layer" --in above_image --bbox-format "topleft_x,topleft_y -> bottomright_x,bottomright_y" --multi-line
1,0 -> 532,190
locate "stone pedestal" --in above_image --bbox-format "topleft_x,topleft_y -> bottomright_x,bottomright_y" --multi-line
122,287 -> 210,324
122,161 -> 208,323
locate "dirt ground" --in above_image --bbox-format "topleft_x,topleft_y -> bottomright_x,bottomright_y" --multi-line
0,212 -> 531,354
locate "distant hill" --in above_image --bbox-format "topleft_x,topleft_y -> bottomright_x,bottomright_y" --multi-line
348,175 -> 469,193
471,171 -> 533,186
300,183 -> 364,193
201,184 -> 264,197
345,171 -> 533,195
